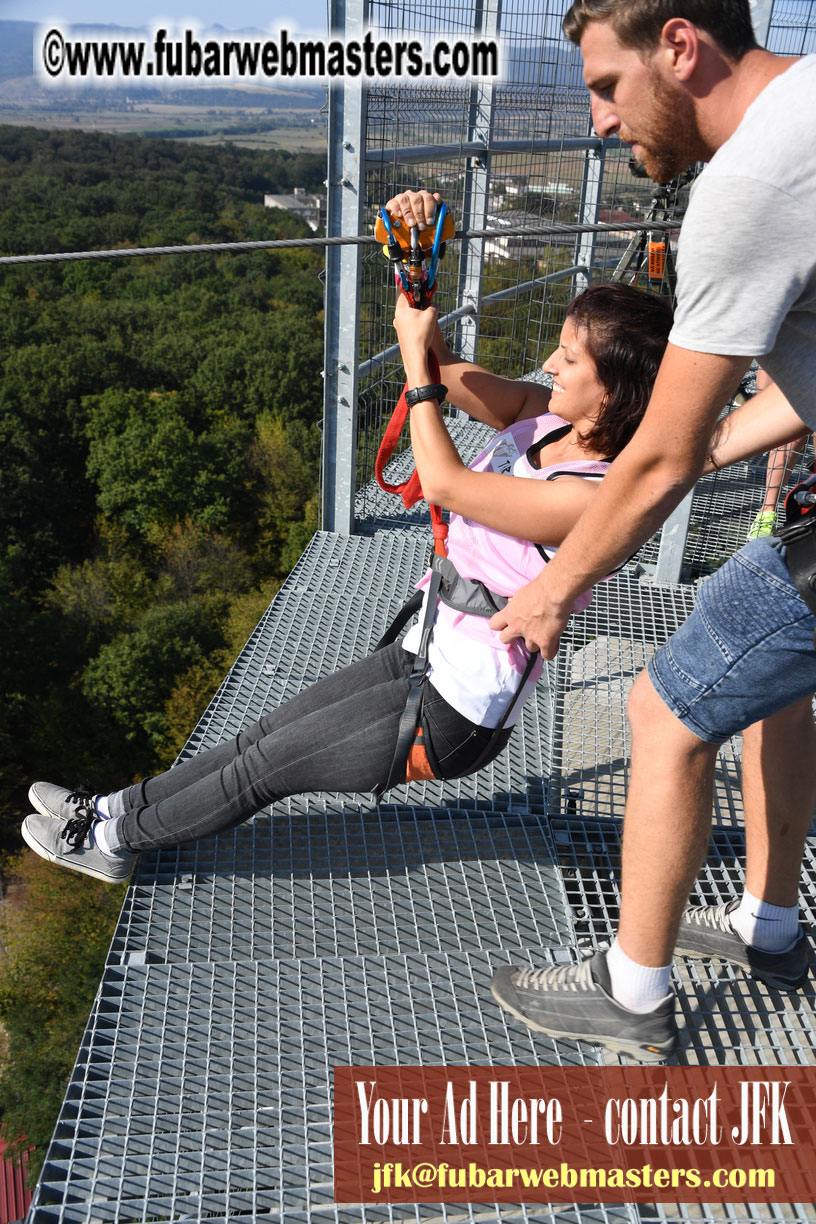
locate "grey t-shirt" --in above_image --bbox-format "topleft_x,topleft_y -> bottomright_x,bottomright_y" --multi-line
669,54 -> 816,429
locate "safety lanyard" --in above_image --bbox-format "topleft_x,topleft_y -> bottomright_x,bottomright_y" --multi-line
373,203 -> 455,558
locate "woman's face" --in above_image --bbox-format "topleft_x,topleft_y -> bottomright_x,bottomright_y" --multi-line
543,319 -> 606,425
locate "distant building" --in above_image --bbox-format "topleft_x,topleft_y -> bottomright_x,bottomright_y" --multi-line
542,180 -> 576,197
263,187 -> 326,232
0,1138 -> 32,1224
483,209 -> 572,261
598,207 -> 641,235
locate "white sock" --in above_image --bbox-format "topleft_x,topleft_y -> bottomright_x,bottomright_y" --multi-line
606,937 -> 673,1014
92,817 -> 121,858
730,888 -> 799,953
93,794 -> 111,819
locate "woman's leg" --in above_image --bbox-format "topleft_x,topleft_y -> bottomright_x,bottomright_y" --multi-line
111,643 -> 414,818
111,643 -> 418,850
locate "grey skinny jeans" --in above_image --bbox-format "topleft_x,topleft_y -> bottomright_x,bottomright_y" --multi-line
107,642 -> 502,852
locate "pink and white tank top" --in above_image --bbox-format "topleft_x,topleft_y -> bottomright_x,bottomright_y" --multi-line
402,412 -> 610,727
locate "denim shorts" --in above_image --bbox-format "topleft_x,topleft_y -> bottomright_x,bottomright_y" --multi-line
647,538 -> 816,744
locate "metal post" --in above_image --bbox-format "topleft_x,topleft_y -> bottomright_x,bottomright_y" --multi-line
455,0 -> 501,366
544,648 -> 573,822
321,0 -> 368,534
654,489 -> 694,583
573,127 -> 605,294
749,0 -> 775,45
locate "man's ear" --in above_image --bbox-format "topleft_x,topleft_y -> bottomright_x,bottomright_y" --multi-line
658,17 -> 700,82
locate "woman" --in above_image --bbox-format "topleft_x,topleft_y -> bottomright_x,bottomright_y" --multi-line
22,281 -> 673,884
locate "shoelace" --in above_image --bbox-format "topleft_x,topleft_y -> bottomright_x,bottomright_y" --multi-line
683,903 -> 734,933
514,959 -> 596,993
59,791 -> 96,850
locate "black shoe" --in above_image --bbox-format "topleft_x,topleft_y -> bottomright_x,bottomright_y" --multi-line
491,951 -> 677,1063
675,901 -> 810,990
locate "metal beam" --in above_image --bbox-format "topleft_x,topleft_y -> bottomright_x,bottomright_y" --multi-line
573,125 -> 605,293
455,0 -> 502,371
322,0 -> 368,534
365,135 -> 621,165
653,490 -> 694,583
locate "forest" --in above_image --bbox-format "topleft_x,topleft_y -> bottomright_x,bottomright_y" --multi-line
0,125 -> 326,1176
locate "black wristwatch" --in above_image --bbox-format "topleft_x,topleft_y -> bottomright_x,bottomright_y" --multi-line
405,383 -> 448,408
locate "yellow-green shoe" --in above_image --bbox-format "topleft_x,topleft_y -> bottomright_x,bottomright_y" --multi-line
747,509 -> 777,540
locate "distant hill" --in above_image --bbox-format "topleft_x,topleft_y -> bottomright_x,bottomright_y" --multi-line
0,18 -> 588,133
0,20 -> 35,85
0,20 -> 324,109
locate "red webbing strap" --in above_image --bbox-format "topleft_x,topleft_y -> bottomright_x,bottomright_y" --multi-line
374,345 -> 448,557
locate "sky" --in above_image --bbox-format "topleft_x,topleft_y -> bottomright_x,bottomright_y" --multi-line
0,0 -> 329,34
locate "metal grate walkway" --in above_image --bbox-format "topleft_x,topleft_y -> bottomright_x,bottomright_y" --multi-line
27,420 -> 816,1223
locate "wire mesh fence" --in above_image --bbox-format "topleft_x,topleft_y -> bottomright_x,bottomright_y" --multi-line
767,0 -> 816,53
354,0 -> 696,523
348,0 -> 816,571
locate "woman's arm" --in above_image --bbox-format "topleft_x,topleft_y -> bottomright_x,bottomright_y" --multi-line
394,297 -> 597,546
384,188 -> 551,429
428,322 -> 552,429
702,378 -> 810,474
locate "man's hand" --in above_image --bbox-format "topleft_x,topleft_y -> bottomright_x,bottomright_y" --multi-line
383,189 -> 442,232
489,579 -> 572,658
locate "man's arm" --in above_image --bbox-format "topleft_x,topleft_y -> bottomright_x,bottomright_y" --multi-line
703,377 -> 810,473
489,345 -> 750,656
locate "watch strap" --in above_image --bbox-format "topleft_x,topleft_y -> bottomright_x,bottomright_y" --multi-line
405,383 -> 448,409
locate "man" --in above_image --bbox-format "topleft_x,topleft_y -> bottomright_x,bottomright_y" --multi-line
484,0 -> 816,1061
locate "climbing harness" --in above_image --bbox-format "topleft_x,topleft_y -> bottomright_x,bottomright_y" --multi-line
371,554 -> 538,800
371,201 -> 538,796
778,467 -> 816,634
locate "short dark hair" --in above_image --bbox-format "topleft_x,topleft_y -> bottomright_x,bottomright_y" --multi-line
562,0 -> 758,60
565,282 -> 673,459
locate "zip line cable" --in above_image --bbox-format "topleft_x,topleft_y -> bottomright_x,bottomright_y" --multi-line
0,218 -> 677,267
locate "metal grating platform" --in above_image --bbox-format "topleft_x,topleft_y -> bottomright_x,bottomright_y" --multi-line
36,949 -> 625,1224
27,500 -> 816,1220
110,808 -> 573,965
550,816 -> 816,1072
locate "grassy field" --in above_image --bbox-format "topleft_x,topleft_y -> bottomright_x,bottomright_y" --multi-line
0,101 -> 327,150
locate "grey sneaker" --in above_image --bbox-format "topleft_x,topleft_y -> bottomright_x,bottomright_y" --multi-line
675,900 -> 810,990
22,811 -> 134,885
29,782 -> 97,822
491,951 -> 677,1063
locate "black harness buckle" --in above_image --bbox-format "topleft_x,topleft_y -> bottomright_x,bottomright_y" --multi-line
778,490 -> 816,627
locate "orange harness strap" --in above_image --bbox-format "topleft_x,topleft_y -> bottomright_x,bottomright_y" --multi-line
405,725 -> 436,782
373,345 -> 449,558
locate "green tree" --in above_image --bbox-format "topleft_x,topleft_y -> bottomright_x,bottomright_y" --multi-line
247,413 -> 321,570
84,389 -> 248,542
156,578 -> 280,767
0,124 -> 326,1165
83,599 -> 227,766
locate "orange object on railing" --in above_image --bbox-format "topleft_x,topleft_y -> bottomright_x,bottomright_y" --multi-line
648,238 -> 666,284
